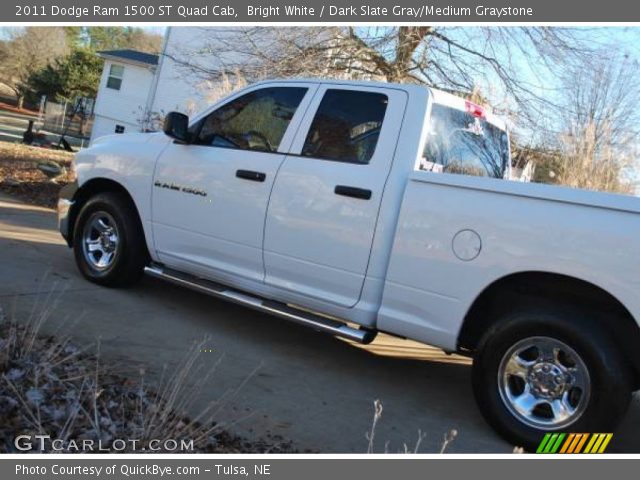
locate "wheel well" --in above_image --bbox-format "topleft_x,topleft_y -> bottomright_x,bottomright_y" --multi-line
458,272 -> 640,387
69,178 -> 145,250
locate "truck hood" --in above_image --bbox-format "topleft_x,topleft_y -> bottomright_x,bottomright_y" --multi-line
74,131 -> 170,182
90,132 -> 164,147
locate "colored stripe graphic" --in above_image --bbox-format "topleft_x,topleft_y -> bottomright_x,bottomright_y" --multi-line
536,433 -> 552,453
543,433 -> 559,453
536,433 -> 613,454
573,433 -> 590,453
597,434 -> 613,453
568,433 -> 586,453
584,434 -> 599,453
550,433 -> 566,453
559,433 -> 575,453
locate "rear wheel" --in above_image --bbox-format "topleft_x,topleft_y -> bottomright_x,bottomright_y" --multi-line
472,304 -> 632,450
73,192 -> 147,287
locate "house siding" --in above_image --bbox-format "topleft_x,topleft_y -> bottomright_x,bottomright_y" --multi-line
148,27 -> 237,118
90,59 -> 155,143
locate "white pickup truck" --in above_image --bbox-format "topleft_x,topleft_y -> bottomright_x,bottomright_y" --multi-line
58,79 -> 640,449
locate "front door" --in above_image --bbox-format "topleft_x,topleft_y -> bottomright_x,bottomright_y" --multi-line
152,83 -> 315,282
264,86 -> 408,307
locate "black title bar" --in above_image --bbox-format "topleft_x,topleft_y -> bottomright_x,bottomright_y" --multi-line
4,0 -> 640,22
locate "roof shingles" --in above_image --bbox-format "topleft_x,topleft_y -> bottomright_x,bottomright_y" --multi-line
98,49 -> 159,66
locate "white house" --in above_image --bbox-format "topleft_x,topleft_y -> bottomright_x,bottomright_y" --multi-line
90,49 -> 159,143
91,28 -> 234,143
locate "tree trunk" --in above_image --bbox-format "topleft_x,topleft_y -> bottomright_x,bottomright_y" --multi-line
17,95 -> 25,110
389,26 -> 433,83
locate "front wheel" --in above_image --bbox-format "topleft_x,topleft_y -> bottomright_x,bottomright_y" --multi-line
73,192 -> 147,287
472,304 -> 632,451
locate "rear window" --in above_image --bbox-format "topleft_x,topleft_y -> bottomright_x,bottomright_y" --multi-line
420,104 -> 509,178
301,90 -> 388,164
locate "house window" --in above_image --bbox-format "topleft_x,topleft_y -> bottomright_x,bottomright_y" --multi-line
106,64 -> 124,90
115,125 -> 125,134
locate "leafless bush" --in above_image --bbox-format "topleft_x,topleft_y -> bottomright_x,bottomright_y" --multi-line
555,122 -> 637,194
135,106 -> 167,133
200,70 -> 248,105
365,399 -> 457,454
517,53 -> 640,194
546,54 -> 640,194
0,284 -> 293,453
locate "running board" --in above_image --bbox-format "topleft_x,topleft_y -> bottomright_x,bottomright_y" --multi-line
144,264 -> 377,344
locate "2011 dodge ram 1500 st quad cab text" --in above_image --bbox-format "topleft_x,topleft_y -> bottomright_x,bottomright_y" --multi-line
57,79 -> 640,449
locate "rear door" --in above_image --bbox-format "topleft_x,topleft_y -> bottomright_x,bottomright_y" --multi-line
263,85 -> 407,307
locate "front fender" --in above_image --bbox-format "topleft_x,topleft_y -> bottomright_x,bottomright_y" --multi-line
57,179 -> 79,247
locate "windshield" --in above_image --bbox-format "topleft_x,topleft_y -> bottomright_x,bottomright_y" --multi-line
421,103 -> 510,178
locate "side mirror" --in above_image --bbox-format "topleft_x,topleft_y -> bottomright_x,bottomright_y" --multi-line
163,112 -> 191,143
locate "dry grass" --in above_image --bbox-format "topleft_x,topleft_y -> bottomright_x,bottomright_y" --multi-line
0,141 -> 75,209
0,141 -> 74,166
551,123 -> 637,195
364,399 -> 526,453
0,282 -> 298,453
365,399 -> 458,454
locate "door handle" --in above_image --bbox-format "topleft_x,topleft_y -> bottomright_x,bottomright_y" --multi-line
334,185 -> 372,200
236,170 -> 266,182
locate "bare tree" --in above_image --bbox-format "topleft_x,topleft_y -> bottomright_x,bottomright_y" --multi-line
0,27 -> 69,109
84,27 -> 163,54
554,122 -> 637,194
549,54 -> 640,193
165,27 -> 638,192
559,54 -> 640,153
165,26 -> 600,121
126,30 -> 164,54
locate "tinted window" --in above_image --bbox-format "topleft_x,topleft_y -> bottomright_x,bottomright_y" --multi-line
302,90 -> 388,164
191,87 -> 307,152
421,104 -> 509,178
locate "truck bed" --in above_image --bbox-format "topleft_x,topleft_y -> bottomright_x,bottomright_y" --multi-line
377,170 -> 640,350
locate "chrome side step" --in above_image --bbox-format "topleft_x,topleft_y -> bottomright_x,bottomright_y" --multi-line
144,264 -> 377,344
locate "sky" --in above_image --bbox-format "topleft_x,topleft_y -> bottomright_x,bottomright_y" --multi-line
0,25 -> 166,40
425,27 -> 640,190
443,27 -> 640,120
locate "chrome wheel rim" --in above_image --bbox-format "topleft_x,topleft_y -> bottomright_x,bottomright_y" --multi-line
82,211 -> 119,270
498,336 -> 590,429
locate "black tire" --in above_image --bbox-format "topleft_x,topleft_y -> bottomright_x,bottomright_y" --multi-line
472,302 -> 632,451
72,192 -> 148,287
